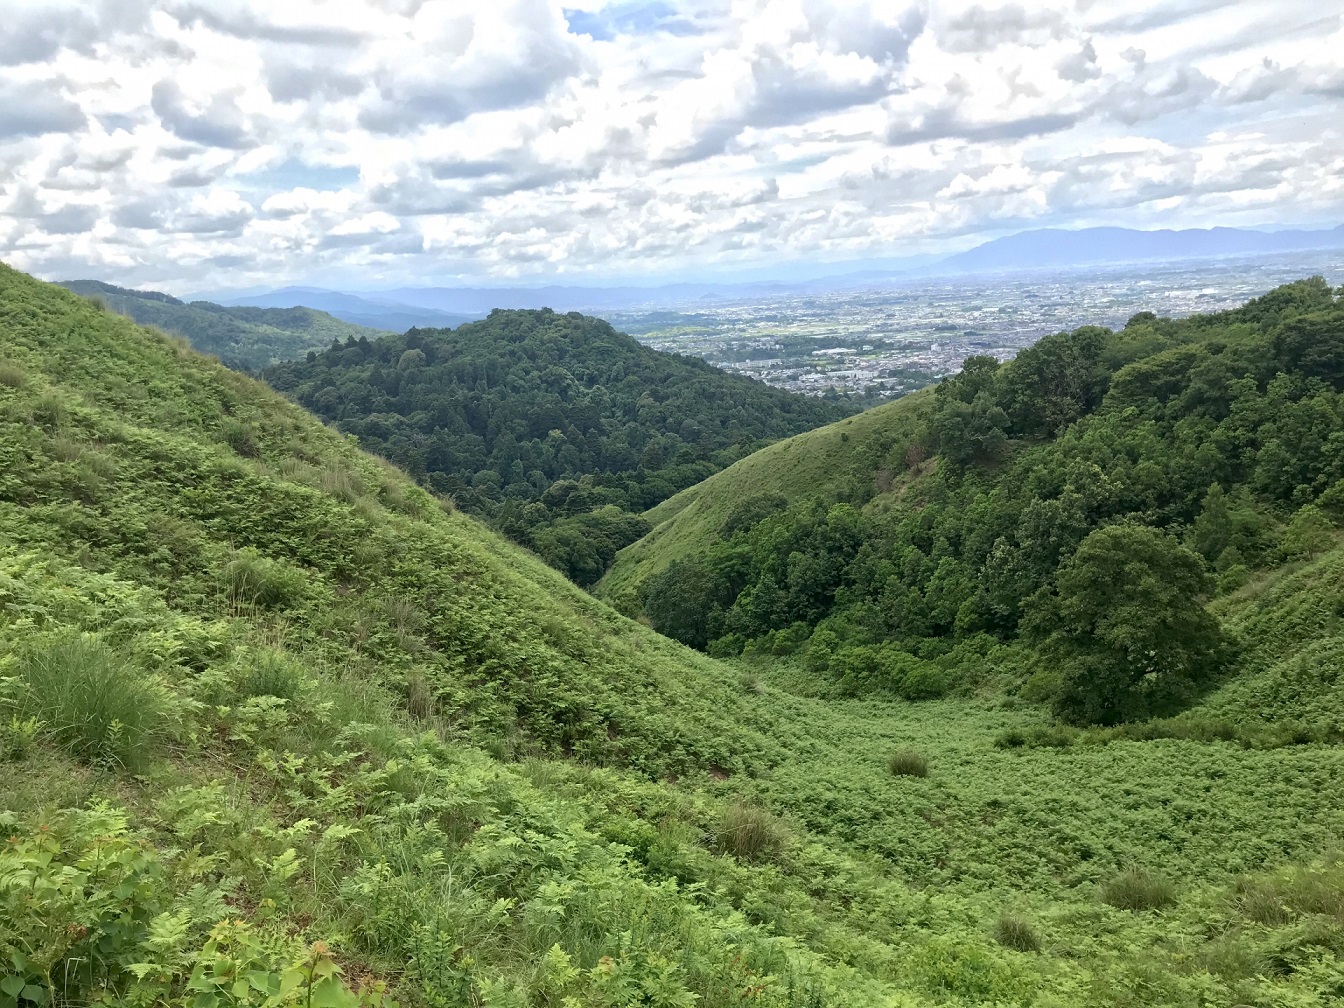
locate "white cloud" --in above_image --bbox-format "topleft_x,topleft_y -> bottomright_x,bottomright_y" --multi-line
0,0 -> 1338,290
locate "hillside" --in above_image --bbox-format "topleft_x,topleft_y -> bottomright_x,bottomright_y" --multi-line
599,278 -> 1344,681
58,279 -> 392,371
598,389 -> 934,606
4,263 -> 1344,1008
263,311 -> 861,583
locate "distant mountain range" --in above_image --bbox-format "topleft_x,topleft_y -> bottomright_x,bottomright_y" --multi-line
224,287 -> 479,331
209,223 -> 1344,319
71,224 -> 1344,347
925,224 -> 1344,275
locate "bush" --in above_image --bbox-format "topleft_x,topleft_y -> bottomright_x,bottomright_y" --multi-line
14,631 -> 166,769
224,549 -> 308,610
714,801 -> 788,863
993,912 -> 1042,952
1101,869 -> 1176,911
993,728 -> 1028,749
888,750 -> 928,777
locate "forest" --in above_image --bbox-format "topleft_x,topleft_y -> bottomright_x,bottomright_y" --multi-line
2,264 -> 1343,1008
263,310 -> 866,583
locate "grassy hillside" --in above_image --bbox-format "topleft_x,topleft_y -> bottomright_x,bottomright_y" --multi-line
59,279 -> 391,371
3,262 -> 1343,1008
598,389 -> 933,606
263,311 -> 866,584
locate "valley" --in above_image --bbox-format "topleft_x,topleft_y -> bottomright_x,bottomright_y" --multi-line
1,263 -> 1343,1008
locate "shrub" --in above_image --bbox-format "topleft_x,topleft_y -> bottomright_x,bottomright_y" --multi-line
14,630 -> 166,769
888,750 -> 928,777
714,801 -> 788,863
32,390 -> 69,430
1101,869 -> 1176,911
993,912 -> 1042,952
0,359 -> 25,388
994,728 -> 1027,749
224,549 -> 308,610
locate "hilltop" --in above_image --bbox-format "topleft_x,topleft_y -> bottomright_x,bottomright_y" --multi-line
263,311 -> 861,583
3,263 -> 1344,1008
58,279 -> 392,371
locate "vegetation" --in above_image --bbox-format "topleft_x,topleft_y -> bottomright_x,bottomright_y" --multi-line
263,310 -> 862,583
3,262 -> 1344,1006
58,279 -> 390,371
604,278 -> 1344,720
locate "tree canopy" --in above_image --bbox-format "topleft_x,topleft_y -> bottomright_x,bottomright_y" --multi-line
264,308 -> 866,583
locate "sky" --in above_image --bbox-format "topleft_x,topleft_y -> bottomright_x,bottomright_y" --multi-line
0,0 -> 1341,293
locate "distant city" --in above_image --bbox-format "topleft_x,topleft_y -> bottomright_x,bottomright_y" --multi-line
608,250 -> 1344,396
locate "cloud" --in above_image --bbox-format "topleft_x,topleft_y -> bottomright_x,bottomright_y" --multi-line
151,80 -> 255,149
357,1 -> 584,133
0,0 -> 1338,289
0,79 -> 86,138
937,4 -> 1066,54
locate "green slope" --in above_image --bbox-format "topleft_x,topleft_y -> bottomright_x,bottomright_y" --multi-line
597,388 -> 933,607
59,278 -> 391,370
3,263 -> 1343,1008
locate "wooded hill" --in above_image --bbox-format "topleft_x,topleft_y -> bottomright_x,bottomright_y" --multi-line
59,279 -> 391,372
263,310 -> 865,584
3,263 -> 1343,1008
601,277 -> 1344,721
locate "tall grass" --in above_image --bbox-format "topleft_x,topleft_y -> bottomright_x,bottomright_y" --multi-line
15,631 -> 165,769
1101,868 -> 1176,911
0,359 -> 25,388
714,801 -> 788,863
888,749 -> 929,777
224,548 -> 308,610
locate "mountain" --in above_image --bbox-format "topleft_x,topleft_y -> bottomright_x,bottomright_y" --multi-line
925,224 -> 1344,275
262,310 -> 862,584
57,279 -> 391,370
4,261 -> 1344,1006
224,285 -> 481,331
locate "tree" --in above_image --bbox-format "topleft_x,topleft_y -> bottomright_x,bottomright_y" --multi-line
1025,525 -> 1229,725
641,558 -> 718,650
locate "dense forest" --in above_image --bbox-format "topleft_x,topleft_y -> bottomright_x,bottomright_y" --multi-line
612,278 -> 1344,722
58,279 -> 390,371
264,309 -> 866,583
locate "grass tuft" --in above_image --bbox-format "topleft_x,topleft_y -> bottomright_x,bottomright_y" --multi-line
0,359 -> 25,388
224,548 -> 308,610
992,912 -> 1042,952
14,630 -> 165,769
1101,868 -> 1177,911
714,800 -> 788,863
888,749 -> 928,777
